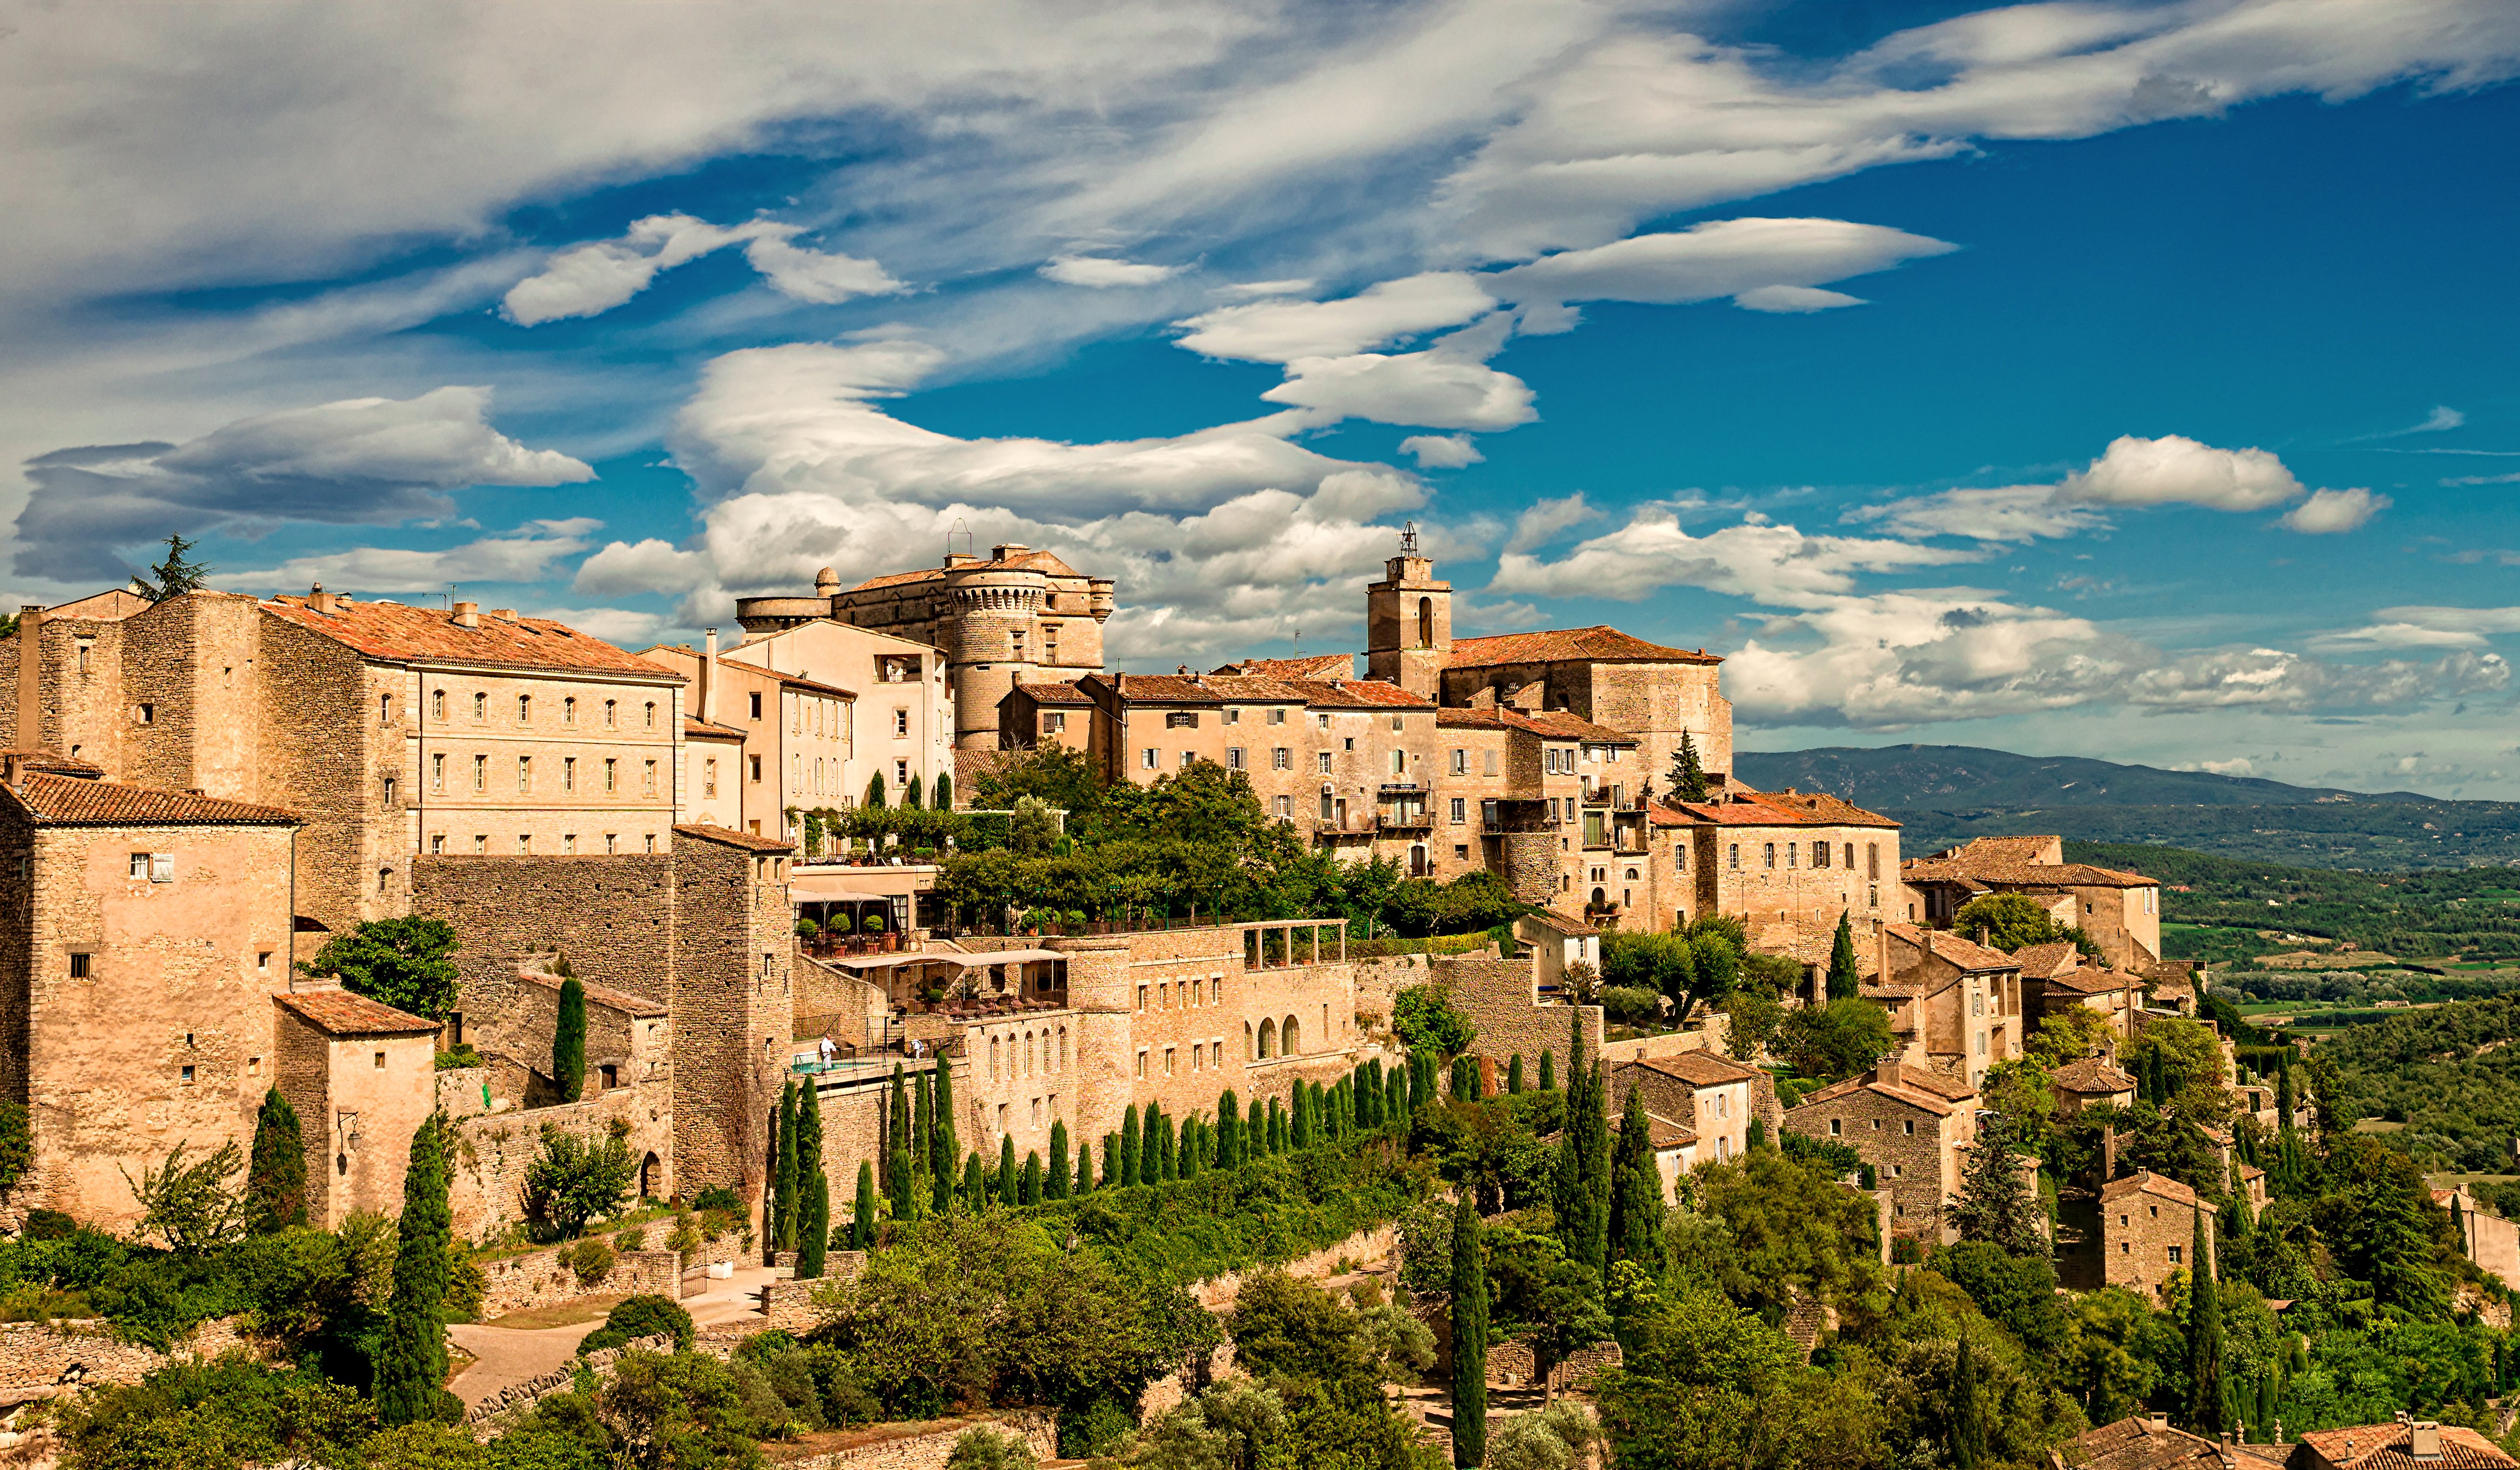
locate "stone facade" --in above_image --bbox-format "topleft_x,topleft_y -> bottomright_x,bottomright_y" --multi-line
2097,1170 -> 2209,1301
1783,1057 -> 1979,1242
1900,836 -> 2164,970
0,1315 -> 254,1400
447,1085 -> 675,1245
272,986 -> 442,1230
0,768 -> 300,1231
1423,955 -> 1604,1082
1867,924 -> 2025,1089
473,1243 -> 682,1318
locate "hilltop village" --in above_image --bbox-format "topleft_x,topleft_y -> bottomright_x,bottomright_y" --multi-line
0,536 -> 2505,1469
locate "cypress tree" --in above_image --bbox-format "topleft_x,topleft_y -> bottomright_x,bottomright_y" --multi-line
852,1161 -> 877,1249
1450,1194 -> 1489,1467
912,1072 -> 933,1209
1181,1117 -> 1204,1181
932,1057 -> 960,1211
1268,1097 -> 1286,1153
1507,1055 -> 1525,1095
2255,1371 -> 2277,1441
796,1082 -> 828,1278
2188,1210 -> 2229,1432
934,771 -> 953,809
1553,1010 -> 1611,1287
1076,1136 -> 1095,1193
1539,1048 -> 1556,1091
1826,911 -> 1861,1000
1048,1120 -> 1072,1199
1217,1089 -> 1243,1168
245,1087 -> 308,1234
552,975 -> 587,1103
1611,1085 -> 1665,1271
1121,1105 -> 1142,1186
887,1063 -> 909,1175
999,1134 -> 1018,1207
963,1151 -> 986,1213
375,1115 -> 452,1426
775,1080 -> 801,1251
1292,1087 -> 1311,1149
1247,1096 -> 1265,1153
1157,1107 -> 1178,1180
1020,1151 -> 1043,1206
1952,1335 -> 1982,1470
1101,1133 -> 1119,1188
888,1143 -> 914,1218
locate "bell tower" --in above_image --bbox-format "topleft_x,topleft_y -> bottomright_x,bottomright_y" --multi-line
1364,523 -> 1451,697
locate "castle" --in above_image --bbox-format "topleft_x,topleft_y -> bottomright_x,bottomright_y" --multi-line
0,531 -> 2163,1250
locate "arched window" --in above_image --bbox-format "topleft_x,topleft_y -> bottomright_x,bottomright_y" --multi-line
1244,1022 -> 1254,1060
1590,887 -> 1606,908
1281,1015 -> 1300,1055
989,1035 -> 1000,1079
1727,844 -> 1739,869
1258,1019 -> 1276,1059
1417,596 -> 1434,648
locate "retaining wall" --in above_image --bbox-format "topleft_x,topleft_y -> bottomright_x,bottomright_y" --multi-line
772,1411 -> 1058,1470
464,1333 -> 677,1432
476,1244 -> 682,1319
0,1316 -> 252,1399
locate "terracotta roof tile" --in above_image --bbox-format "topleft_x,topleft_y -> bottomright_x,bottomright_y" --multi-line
1198,675 -> 1310,704
1283,678 -> 1436,710
1754,789 -> 1902,829
2293,1424 -> 2519,1470
1211,654 -> 1357,679
1612,1110 -> 1698,1149
684,716 -> 746,739
521,969 -> 666,1017
2099,1169 -> 2199,1208
1012,680 -> 1094,706
1885,922 -> 2018,973
1902,838 -> 2157,890
2060,1416 -> 2249,1470
4,772 -> 301,827
848,549 -> 1085,592
1629,1052 -> 1761,1087
673,822 -> 794,853
275,986 -> 440,1036
1435,707 -> 1628,742
1517,909 -> 1598,937
714,658 -> 856,699
262,596 -> 680,679
2012,941 -> 2083,979
1089,673 -> 1222,705
1447,626 -> 1720,669
2048,967 -> 2138,996
2052,1057 -> 2137,1093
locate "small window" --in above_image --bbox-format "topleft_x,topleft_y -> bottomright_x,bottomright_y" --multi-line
135,702 -> 154,724
604,758 -> 619,791
69,952 -> 91,979
1727,844 -> 1739,869
430,834 -> 446,854
374,1051 -> 387,1068
1763,842 -> 1776,868
257,950 -> 272,972
248,1056 -> 261,1076
1045,711 -> 1066,734
894,709 -> 910,737
518,694 -> 531,722
564,696 -> 577,724
1227,747 -> 1245,769
1902,1119 -> 1915,1136
748,755 -> 762,783
644,701 -> 656,728
1450,797 -> 1466,824
2168,1245 -> 2183,1265
181,1064 -> 195,1084
1317,752 -> 1332,773
1390,715 -> 1403,732
1166,711 -> 1198,729
643,759 -> 657,794
474,755 -> 489,792
1274,747 -> 1290,769
432,689 -> 446,719
605,699 -> 618,728
1828,1118 -> 1841,1136
1224,708 -> 1241,726
1267,708 -> 1285,724
474,692 -> 488,721
1142,748 -> 1158,770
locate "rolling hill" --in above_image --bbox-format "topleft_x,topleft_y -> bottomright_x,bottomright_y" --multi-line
1732,744 -> 2520,870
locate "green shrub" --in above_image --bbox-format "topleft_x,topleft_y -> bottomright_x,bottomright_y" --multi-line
562,1238 -> 614,1289
579,1294 -> 694,1354
1600,986 -> 1662,1025
691,1185 -> 743,1214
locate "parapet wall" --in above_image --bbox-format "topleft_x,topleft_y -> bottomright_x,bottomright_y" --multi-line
475,1245 -> 682,1320
448,1086 -> 673,1245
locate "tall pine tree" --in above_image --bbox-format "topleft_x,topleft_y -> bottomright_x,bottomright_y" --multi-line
2188,1210 -> 2230,1433
1610,1085 -> 1665,1271
796,1082 -> 828,1278
1451,1195 -> 1489,1468
1825,911 -> 1861,1000
374,1115 -> 452,1426
245,1087 -> 307,1234
1668,729 -> 1709,802
1946,1118 -> 2047,1257
552,975 -> 587,1103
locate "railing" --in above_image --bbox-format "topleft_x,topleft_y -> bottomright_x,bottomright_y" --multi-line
800,932 -> 909,959
1377,813 -> 1434,832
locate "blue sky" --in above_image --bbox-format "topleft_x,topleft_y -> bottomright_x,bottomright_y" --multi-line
8,0 -> 2520,795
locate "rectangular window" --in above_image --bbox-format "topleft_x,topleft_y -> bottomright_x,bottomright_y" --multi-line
430,834 -> 445,854
1450,749 -> 1467,774
604,758 -> 618,792
1224,708 -> 1240,725
1274,795 -> 1292,818
474,754 -> 488,792
1227,747 -> 1245,770
69,952 -> 91,979
380,694 -> 392,724
894,760 -> 908,786
1180,750 -> 1194,767
432,689 -> 446,719
1273,748 -> 1290,769
1166,711 -> 1197,729
517,756 -> 531,793
644,702 -> 656,729
894,709 -> 909,737
1390,749 -> 1405,775
1045,711 -> 1066,734
604,699 -> 617,728
1484,750 -> 1498,776
564,696 -> 576,724
748,755 -> 762,783
1866,843 -> 1878,879
474,692 -> 488,721
605,833 -> 618,854
517,694 -> 531,722
1136,1050 -> 1148,1078
703,760 -> 716,797
564,757 -> 576,792
383,777 -> 397,808
1164,1047 -> 1177,1076
518,834 -> 531,853
1814,842 -> 1830,868
1317,752 -> 1332,774
643,760 -> 657,795
1143,748 -> 1158,770
1317,712 -> 1331,729
1450,797 -> 1466,824
1267,708 -> 1285,724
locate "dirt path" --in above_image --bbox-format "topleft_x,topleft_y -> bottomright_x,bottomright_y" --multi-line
447,1320 -> 607,1411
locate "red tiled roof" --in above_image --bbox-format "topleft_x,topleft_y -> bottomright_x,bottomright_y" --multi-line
4,772 -> 300,827
262,596 -> 680,679
1611,1110 -> 1698,1149
684,716 -> 746,739
2061,1416 -> 2258,1470
2294,1424 -> 2518,1470
1283,678 -> 1436,710
1752,789 -> 1901,829
275,986 -> 440,1036
1902,837 -> 2156,889
1198,675 -> 1310,704
2100,1169 -> 2198,1208
520,969 -> 666,1017
1087,673 -> 1222,705
673,822 -> 795,853
1211,654 -> 1357,680
1012,680 -> 1095,706
2012,941 -> 2084,979
1434,706 -> 1630,742
1796,1063 -> 1973,1114
1447,626 -> 1720,668
715,658 -> 856,699
1885,923 -> 2019,973
2048,967 -> 2139,996
1630,1051 -> 1761,1087
2052,1057 -> 2137,1093
1518,909 -> 1598,937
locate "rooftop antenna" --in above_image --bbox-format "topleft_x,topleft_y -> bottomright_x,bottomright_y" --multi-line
1399,520 -> 1419,555
945,517 -> 973,564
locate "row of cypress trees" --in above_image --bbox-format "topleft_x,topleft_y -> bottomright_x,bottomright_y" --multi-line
763,1077 -> 836,1277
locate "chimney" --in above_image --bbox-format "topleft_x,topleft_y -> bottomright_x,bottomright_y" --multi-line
307,583 -> 339,614
488,608 -> 516,621
1875,1052 -> 1902,1088
992,543 -> 1028,561
451,601 -> 480,629
2145,1414 -> 2170,1433
14,605 -> 41,754
701,629 -> 719,724
2410,1424 -> 2441,1461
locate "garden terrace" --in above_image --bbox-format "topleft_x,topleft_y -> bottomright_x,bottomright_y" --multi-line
823,946 -> 1070,1017
1241,918 -> 1348,969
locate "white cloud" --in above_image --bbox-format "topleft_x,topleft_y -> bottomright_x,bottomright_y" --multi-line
573,538 -> 716,597
1504,492 -> 1598,553
501,214 -> 904,324
1490,506 -> 1978,604
1734,285 -> 1866,313
1400,433 -> 1483,468
1261,351 -> 1535,430
2279,486 -> 2389,534
1172,272 -> 1494,363
220,523 -> 601,593
1041,256 -> 1188,288
2409,405 -> 2464,433
2060,434 -> 2301,510
2312,606 -> 2520,652
1217,278 -> 1317,298
524,605 -> 666,648
2187,757 -> 2258,776
1489,218 -> 1956,312
16,386 -> 591,579
1847,486 -> 2109,543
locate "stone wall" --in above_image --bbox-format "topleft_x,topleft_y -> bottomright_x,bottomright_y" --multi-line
1427,956 -> 1603,1079
464,1332 -> 677,1432
772,1411 -> 1059,1470
760,1253 -> 867,1330
439,1066 -> 497,1120
474,1244 -> 682,1319
0,1316 -> 252,1398
447,1085 -> 674,1244
1782,1082 -> 1961,1240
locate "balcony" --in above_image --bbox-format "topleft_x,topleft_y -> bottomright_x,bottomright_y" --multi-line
1377,812 -> 1435,833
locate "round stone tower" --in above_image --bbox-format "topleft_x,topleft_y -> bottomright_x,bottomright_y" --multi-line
938,565 -> 1043,752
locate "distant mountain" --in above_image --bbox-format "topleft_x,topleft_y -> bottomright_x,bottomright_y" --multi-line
1732,745 -> 2519,872
1732,744 -> 2422,810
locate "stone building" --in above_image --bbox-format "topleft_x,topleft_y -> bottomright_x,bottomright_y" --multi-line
717,616 -> 956,809
2057,1414 -> 2290,1470
0,589 -> 689,935
2095,1170 -> 2208,1300
272,986 -> 442,1229
1609,1051 -> 1761,1170
737,545 -> 1109,753
0,758 -> 304,1231
1900,836 -> 2164,970
1867,924 -> 2025,1088
2291,1422 -> 2520,1470
1784,1056 -> 1979,1242
2051,1056 -> 2138,1114
1649,788 -> 1902,957
641,632 -> 859,836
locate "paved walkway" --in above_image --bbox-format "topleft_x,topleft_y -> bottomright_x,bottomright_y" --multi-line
447,1320 -> 607,1411
687,1264 -> 780,1328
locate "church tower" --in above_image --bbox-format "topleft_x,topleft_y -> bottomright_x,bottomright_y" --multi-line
1364,524 -> 1451,698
